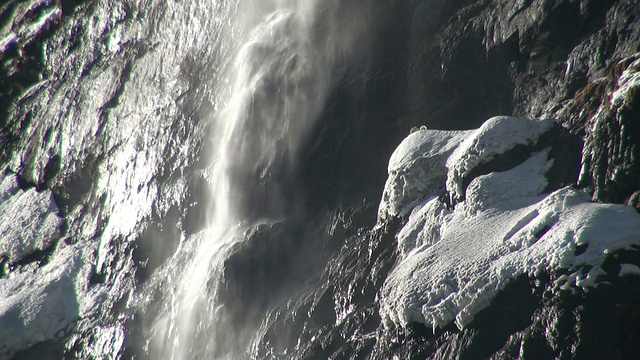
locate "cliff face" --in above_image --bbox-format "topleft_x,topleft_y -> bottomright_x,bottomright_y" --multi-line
250,1 -> 640,358
1,0 -> 640,359
396,0 -> 640,205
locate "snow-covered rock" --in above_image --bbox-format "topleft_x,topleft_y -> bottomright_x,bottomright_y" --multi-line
463,149 -> 553,213
445,116 -> 554,204
379,117 -> 640,333
377,128 -> 470,222
0,171 -> 63,263
0,243 -> 94,359
611,55 -> 640,108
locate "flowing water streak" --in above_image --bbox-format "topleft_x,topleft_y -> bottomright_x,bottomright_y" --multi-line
148,1 -> 347,358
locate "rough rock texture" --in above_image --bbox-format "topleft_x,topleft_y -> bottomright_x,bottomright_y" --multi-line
253,1 -> 640,359
0,244 -> 90,359
560,53 -> 640,204
1,0 -> 640,359
1,0 -> 220,358
0,171 -> 63,265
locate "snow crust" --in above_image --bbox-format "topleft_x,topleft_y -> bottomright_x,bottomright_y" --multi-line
378,128 -> 470,222
0,172 -> 63,263
379,117 -> 640,332
445,116 -> 553,202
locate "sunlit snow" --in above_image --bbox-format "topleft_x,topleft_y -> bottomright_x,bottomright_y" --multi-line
445,116 -> 553,203
379,117 -> 640,332
378,128 -> 470,222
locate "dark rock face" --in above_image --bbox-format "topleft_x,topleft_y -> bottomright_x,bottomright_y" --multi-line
248,0 -> 640,359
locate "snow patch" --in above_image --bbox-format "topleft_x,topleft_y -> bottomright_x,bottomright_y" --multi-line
464,149 -> 553,213
445,116 -> 553,203
378,129 -> 469,222
379,117 -> 640,332
382,184 -> 640,332
395,197 -> 450,257
619,264 -> 640,276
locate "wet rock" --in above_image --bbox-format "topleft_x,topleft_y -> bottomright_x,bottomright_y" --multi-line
628,190 -> 640,209
257,1 -> 640,358
566,55 -> 640,204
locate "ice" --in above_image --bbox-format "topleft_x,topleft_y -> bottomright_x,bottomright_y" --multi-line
378,129 -> 470,222
396,148 -> 553,257
379,117 -> 640,332
395,197 -> 449,257
383,180 -> 640,332
0,172 -> 63,263
445,116 -> 553,203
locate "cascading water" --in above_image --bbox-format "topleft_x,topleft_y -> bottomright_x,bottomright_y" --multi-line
137,1 -> 354,358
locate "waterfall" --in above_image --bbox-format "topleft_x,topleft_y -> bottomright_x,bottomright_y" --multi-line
138,1 -> 356,358
6,0 -> 640,358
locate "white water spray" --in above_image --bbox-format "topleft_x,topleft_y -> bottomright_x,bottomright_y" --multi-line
140,1 -> 362,358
